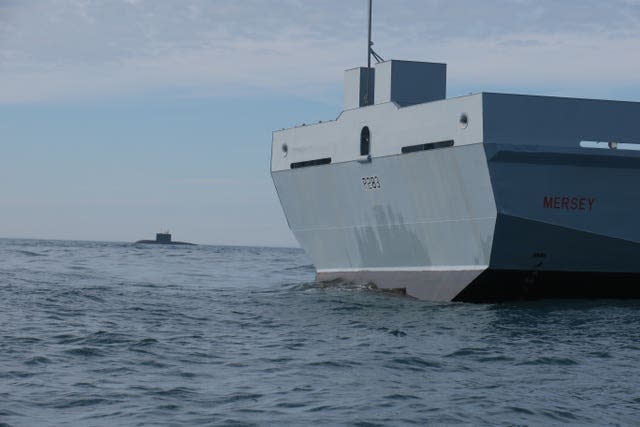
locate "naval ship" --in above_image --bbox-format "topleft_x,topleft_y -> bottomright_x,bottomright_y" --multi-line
271,2 -> 640,302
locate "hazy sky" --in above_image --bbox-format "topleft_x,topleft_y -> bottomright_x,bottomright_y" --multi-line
2,0 -> 640,246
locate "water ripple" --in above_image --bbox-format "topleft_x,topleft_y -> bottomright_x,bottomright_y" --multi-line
1,238 -> 639,425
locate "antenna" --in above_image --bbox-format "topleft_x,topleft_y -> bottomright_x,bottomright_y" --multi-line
367,0 -> 372,69
367,0 -> 384,66
365,0 -> 384,106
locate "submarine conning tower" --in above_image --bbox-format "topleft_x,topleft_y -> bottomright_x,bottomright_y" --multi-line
156,232 -> 172,243
343,60 -> 447,110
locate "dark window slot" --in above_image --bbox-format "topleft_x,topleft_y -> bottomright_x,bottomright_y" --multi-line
402,140 -> 454,154
360,126 -> 371,156
290,157 -> 332,169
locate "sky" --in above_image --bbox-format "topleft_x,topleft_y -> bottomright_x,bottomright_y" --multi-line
1,0 -> 640,247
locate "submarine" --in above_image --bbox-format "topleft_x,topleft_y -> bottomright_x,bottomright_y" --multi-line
135,232 -> 195,246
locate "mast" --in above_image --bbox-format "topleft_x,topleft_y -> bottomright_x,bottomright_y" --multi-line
365,0 -> 383,106
367,0 -> 384,65
368,0 -> 372,70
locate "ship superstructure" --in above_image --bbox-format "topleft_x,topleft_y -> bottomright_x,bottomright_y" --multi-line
270,6 -> 640,302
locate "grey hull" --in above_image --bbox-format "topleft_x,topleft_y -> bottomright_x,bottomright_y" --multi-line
273,143 -> 640,301
318,269 -> 640,302
316,268 -> 485,301
135,240 -> 196,246
273,143 -> 497,301
272,91 -> 640,301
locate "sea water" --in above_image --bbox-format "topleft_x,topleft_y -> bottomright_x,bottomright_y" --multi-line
1,238 -> 639,426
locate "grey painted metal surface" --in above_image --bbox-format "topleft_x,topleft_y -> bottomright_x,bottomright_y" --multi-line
374,60 -> 446,107
344,67 -> 375,110
271,93 -> 483,171
483,93 -> 640,273
271,60 -> 640,301
272,143 -> 496,300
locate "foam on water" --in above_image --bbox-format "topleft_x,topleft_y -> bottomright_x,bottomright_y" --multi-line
1,238 -> 640,426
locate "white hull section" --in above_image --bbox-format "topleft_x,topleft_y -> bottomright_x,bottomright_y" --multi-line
317,267 -> 486,301
272,143 -> 497,300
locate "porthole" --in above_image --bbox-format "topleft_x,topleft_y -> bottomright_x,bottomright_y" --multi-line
608,142 -> 618,150
281,143 -> 288,157
360,126 -> 371,156
460,113 -> 469,129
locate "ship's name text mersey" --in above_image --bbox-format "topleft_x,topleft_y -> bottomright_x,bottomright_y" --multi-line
543,196 -> 596,212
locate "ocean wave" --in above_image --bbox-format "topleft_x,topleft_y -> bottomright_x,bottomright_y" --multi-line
1,238 -> 639,426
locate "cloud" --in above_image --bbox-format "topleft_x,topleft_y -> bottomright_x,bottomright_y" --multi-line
1,0 -> 639,103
